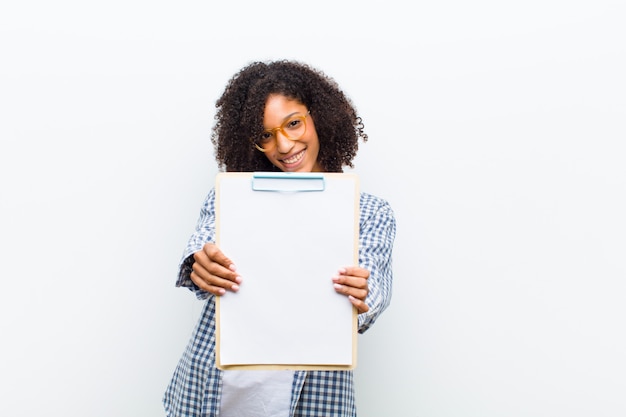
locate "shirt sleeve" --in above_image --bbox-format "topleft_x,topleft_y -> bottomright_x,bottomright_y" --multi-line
175,188 -> 217,300
357,193 -> 397,333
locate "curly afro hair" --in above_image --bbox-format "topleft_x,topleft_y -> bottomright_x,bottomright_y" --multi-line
211,60 -> 368,172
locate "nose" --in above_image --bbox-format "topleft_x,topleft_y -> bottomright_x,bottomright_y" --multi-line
274,131 -> 295,153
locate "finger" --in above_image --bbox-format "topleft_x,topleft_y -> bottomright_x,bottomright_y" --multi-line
190,270 -> 228,296
349,295 -> 370,314
333,268 -> 369,290
203,243 -> 237,271
191,259 -> 241,295
333,275 -> 368,291
333,281 -> 368,301
194,248 -> 241,284
338,266 -> 370,279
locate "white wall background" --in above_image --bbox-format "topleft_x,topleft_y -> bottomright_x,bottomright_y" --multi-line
1,1 -> 625,416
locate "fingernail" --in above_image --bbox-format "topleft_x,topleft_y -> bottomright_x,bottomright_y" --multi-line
235,276 -> 243,284
231,284 -> 239,292
229,264 -> 237,271
333,283 -> 342,290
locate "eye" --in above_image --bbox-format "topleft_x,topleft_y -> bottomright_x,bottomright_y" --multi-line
284,118 -> 303,130
259,131 -> 274,143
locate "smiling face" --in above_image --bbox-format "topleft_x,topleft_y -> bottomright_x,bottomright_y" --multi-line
261,94 -> 323,173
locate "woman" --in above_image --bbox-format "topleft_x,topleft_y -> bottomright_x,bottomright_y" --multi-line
164,60 -> 396,417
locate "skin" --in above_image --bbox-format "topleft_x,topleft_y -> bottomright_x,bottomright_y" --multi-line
190,94 -> 371,314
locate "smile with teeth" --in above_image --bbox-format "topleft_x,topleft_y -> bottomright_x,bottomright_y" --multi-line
281,149 -> 305,164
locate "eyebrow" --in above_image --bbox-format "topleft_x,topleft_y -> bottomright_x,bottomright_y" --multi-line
264,111 -> 303,129
281,111 -> 302,121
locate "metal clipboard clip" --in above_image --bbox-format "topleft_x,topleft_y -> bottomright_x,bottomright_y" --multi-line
251,172 -> 325,192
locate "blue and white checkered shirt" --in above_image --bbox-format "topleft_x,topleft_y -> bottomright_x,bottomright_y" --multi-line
164,188 -> 396,416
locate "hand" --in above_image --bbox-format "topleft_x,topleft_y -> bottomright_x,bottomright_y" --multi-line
332,266 -> 370,314
190,243 -> 242,296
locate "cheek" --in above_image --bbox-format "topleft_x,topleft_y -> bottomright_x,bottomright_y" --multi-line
308,134 -> 321,153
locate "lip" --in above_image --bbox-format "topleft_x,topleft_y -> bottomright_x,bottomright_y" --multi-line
279,148 -> 306,170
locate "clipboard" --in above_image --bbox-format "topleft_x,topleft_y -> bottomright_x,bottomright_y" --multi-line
215,172 -> 359,371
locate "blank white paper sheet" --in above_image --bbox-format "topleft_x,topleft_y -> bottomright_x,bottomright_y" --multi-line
215,172 -> 359,370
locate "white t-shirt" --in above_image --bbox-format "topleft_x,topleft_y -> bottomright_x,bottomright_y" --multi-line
219,370 -> 295,417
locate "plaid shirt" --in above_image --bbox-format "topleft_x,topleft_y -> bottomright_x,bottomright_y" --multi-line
164,188 -> 396,416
